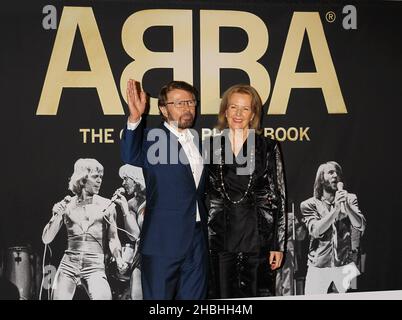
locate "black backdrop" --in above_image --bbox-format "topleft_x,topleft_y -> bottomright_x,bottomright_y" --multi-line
1,0 -> 402,294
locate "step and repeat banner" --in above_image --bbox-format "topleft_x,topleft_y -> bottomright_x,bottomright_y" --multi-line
1,0 -> 402,299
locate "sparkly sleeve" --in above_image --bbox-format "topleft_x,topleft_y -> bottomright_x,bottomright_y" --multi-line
272,141 -> 287,252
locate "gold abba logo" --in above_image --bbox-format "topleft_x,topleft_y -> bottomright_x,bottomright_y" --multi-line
36,7 -> 347,116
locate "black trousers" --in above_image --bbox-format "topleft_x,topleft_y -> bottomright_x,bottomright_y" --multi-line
210,251 -> 260,299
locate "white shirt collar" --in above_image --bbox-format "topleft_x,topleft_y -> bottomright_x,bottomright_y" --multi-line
164,121 -> 193,142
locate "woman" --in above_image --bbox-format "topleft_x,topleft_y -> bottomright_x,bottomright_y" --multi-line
206,84 -> 287,298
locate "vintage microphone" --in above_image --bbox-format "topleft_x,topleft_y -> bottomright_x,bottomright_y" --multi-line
336,182 -> 346,213
102,187 -> 125,213
52,195 -> 72,217
102,188 -> 137,240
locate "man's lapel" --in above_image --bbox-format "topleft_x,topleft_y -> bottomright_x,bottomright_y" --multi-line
161,123 -> 195,186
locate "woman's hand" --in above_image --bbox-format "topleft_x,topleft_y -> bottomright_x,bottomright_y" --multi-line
269,251 -> 283,270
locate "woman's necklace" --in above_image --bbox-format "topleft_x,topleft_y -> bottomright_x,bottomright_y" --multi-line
219,136 -> 255,205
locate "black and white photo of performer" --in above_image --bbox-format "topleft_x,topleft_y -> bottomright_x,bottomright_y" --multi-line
112,164 -> 146,300
300,161 -> 366,295
42,158 -> 127,300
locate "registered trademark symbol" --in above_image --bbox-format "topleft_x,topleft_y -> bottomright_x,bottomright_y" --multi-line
325,11 -> 336,23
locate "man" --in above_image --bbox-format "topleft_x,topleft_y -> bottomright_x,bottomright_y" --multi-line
42,158 -> 127,300
300,161 -> 366,295
113,164 -> 146,299
120,79 -> 208,299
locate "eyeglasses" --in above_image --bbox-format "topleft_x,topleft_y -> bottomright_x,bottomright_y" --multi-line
165,99 -> 197,109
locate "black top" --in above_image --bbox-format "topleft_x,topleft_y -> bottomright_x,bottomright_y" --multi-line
222,138 -> 259,253
206,132 -> 287,254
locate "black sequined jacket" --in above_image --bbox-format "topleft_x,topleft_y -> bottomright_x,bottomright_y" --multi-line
205,133 -> 287,254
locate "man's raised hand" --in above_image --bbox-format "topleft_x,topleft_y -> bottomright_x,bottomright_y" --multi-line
127,79 -> 147,123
